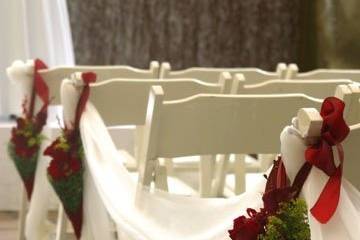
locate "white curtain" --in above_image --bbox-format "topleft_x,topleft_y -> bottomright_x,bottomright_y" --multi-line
0,0 -> 74,116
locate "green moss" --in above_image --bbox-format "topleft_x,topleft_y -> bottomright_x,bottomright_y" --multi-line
259,199 -> 310,240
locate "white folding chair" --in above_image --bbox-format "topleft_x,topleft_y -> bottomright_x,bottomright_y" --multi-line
55,73 -> 233,239
40,60 -> 159,82
340,83 -> 360,190
138,86 -> 337,196
230,79 -> 359,192
160,62 -> 287,83
234,75 -> 354,99
286,63 -> 360,82
231,75 -> 355,172
344,123 -> 360,190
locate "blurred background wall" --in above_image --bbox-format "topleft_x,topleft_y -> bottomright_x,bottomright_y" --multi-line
67,0 -> 359,71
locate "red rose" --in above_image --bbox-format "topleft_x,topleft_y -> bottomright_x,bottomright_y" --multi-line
44,138 -> 69,161
48,159 -> 65,180
44,138 -> 61,156
228,209 -> 266,240
263,187 -> 293,215
12,135 -> 37,158
69,156 -> 81,173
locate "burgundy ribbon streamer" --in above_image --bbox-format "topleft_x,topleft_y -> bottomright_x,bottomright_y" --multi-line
228,97 -> 350,240
73,72 -> 97,130
304,97 -> 349,223
28,59 -> 49,118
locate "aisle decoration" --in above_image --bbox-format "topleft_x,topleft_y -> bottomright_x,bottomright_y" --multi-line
7,59 -> 49,200
44,72 -> 96,239
228,97 -> 349,240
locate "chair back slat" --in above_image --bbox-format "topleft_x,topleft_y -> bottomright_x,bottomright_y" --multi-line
160,62 -> 286,84
236,77 -> 354,99
286,63 -> 360,82
344,123 -> 360,190
154,93 -> 322,157
61,77 -> 229,127
41,62 -> 159,104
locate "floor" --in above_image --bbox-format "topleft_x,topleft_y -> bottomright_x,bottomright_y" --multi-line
0,211 -> 76,240
0,211 -> 17,240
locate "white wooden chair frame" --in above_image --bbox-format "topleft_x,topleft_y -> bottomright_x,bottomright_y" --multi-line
138,87 -> 342,194
234,75 -> 354,99
160,62 -> 287,84
54,73 -> 233,239
210,77 -> 355,196
286,63 -> 360,82
292,87 -> 360,191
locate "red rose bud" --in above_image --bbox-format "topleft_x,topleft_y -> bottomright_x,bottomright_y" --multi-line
228,209 -> 266,240
81,72 -> 96,85
48,159 -> 65,180
70,157 -> 81,173
43,138 -> 61,156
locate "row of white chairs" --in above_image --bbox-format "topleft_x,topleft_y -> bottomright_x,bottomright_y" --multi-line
57,75 -> 360,239
39,61 -> 360,89
37,64 -> 359,198
7,60 -> 360,240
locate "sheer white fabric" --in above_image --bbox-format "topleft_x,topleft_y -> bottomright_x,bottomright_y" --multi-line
25,126 -> 57,240
80,103 -> 265,240
280,125 -> 360,240
80,103 -> 360,240
0,0 -> 74,115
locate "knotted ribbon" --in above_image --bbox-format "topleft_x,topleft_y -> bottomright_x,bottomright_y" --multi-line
28,59 -> 49,119
304,97 -> 349,223
73,72 -> 97,129
228,97 -> 350,239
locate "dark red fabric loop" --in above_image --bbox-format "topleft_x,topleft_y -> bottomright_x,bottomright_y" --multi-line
305,140 -> 336,176
81,72 -> 96,85
320,97 -> 349,145
73,72 -> 97,129
28,59 -> 49,118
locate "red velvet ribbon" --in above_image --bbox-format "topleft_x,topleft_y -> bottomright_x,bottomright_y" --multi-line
73,72 -> 97,129
304,97 -> 349,223
28,59 -> 49,118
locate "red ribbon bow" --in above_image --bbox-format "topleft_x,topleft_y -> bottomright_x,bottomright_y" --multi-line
305,97 -> 349,223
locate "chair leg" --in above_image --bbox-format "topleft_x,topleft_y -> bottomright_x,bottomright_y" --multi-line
17,188 -> 27,240
55,204 -> 67,240
134,125 -> 145,168
154,164 -> 169,191
211,154 -> 230,197
199,155 -> 216,197
234,154 -> 246,194
162,158 -> 174,176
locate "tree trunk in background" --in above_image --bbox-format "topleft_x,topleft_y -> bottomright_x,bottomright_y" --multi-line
67,0 -> 313,70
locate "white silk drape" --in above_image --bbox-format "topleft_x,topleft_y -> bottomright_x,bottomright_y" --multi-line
79,103 -> 360,240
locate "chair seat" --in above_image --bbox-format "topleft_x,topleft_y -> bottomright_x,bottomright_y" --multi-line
118,150 -> 137,171
129,173 -> 198,196
224,173 -> 265,197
